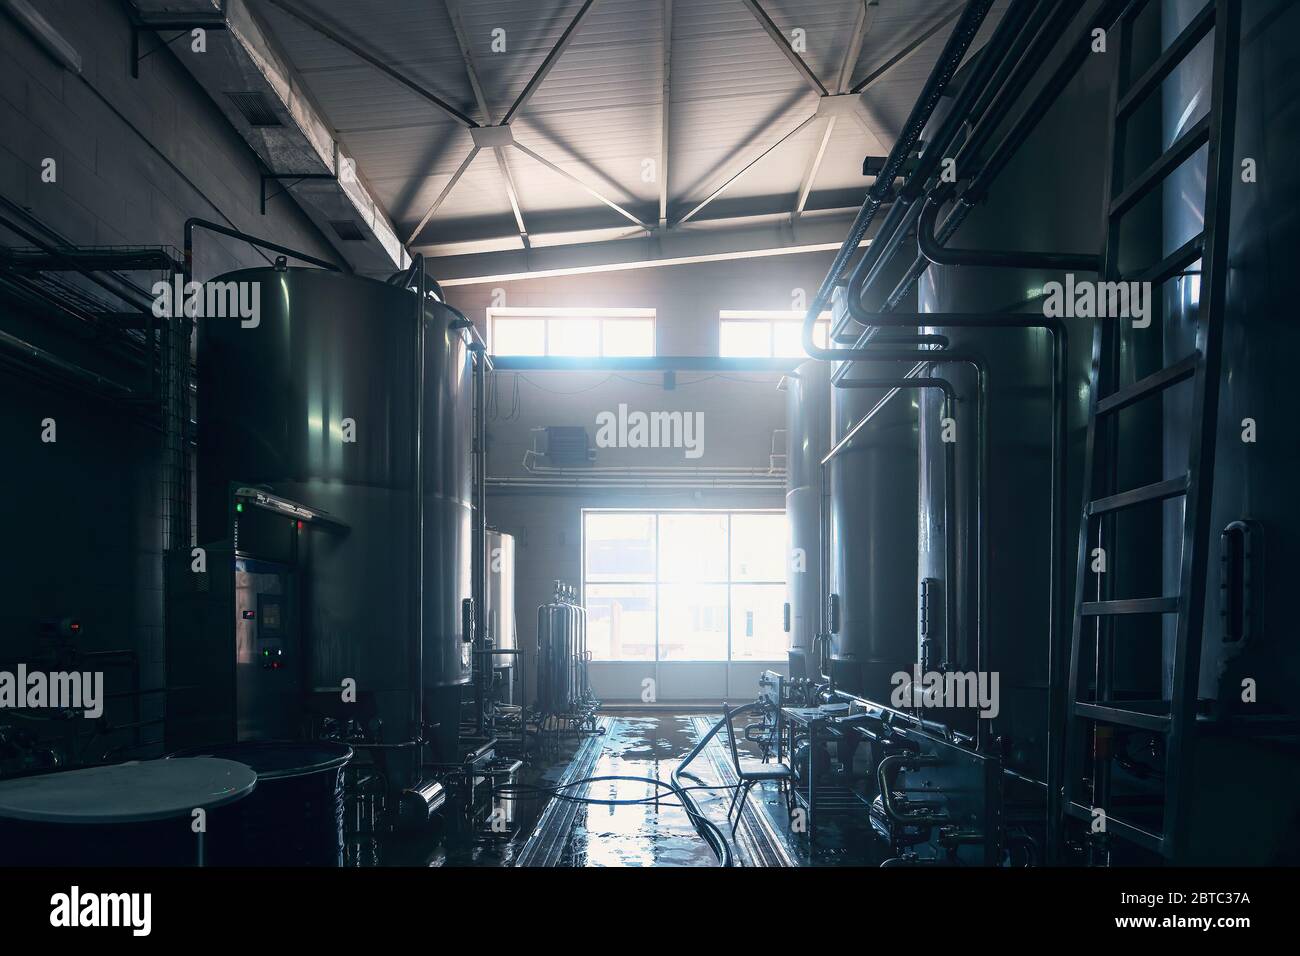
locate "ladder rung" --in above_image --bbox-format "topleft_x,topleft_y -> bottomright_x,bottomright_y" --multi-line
1096,354 -> 1199,416
1065,801 -> 1165,853
1129,232 -> 1204,284
1088,475 -> 1188,515
1075,701 -> 1172,733
1109,115 -> 1210,220
1116,3 -> 1215,122
1082,597 -> 1179,616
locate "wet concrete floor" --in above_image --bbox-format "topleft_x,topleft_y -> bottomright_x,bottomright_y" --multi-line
356,710 -> 882,867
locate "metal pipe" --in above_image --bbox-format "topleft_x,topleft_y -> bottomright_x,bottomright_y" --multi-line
832,0 -> 1088,342
798,0 -> 996,359
412,257 -> 427,751
471,344 -> 489,736
878,753 -> 945,824
864,0 -> 1128,315
838,0 -> 1042,313
832,689 -> 969,744
0,328 -> 140,397
917,187 -> 1101,271
182,218 -> 342,276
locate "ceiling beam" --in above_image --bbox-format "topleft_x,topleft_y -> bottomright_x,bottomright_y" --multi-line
740,0 -> 828,97
429,207 -> 878,284
793,116 -> 836,218
510,141 -> 651,231
846,105 -> 889,153
790,0 -> 876,222
658,0 -> 672,228
261,0 -> 479,127
444,0 -> 493,123
849,2 -> 963,95
674,112 -> 818,227
493,146 -> 530,249
501,0 -> 599,126
407,145 -> 481,245
835,0 -> 876,94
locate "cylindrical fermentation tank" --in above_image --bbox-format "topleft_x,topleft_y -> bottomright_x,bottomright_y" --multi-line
915,44 -> 1108,771
825,374 -> 918,700
196,267 -> 473,774
784,360 -> 830,671
1149,0 -> 1300,861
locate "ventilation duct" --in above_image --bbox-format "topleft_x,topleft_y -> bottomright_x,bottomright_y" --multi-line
130,0 -> 408,274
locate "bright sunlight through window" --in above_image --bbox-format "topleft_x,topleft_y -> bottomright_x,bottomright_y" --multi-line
719,310 -> 831,358
489,307 -> 655,357
583,510 -> 788,662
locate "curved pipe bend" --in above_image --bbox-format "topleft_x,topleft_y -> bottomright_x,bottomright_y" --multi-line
916,188 -> 1101,272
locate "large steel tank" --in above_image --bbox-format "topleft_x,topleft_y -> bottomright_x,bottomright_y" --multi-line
1158,0 -> 1300,718
196,267 -> 473,767
1154,0 -> 1300,863
784,361 -> 830,671
915,43 -> 1110,772
825,375 -> 918,700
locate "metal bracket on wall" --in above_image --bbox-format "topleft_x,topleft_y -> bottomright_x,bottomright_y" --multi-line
128,3 -> 229,80
260,174 -> 337,215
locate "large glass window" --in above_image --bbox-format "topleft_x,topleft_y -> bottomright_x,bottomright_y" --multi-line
489,307 -> 656,357
719,310 -> 831,358
582,510 -> 787,661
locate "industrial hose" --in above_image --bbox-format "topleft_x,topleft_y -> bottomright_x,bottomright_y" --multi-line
670,701 -> 763,867
494,774 -> 733,865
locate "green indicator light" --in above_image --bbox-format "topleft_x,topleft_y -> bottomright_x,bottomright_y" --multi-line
235,502 -> 244,513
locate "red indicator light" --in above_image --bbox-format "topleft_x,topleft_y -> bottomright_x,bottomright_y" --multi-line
297,521 -> 304,530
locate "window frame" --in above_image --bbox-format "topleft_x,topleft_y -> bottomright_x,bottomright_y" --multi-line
581,508 -> 787,663
487,306 -> 657,357
718,309 -> 833,358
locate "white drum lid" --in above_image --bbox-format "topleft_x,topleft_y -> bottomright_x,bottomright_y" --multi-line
0,758 -> 257,824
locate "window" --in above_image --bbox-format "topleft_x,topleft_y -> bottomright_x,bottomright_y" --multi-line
719,310 -> 831,358
583,510 -> 788,662
488,307 -> 655,357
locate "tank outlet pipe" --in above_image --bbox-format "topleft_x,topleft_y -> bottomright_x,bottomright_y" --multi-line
799,0 -> 997,359
877,753 -> 948,825
397,779 -> 447,830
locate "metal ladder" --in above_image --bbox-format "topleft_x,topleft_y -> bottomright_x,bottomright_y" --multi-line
1061,0 -> 1240,861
